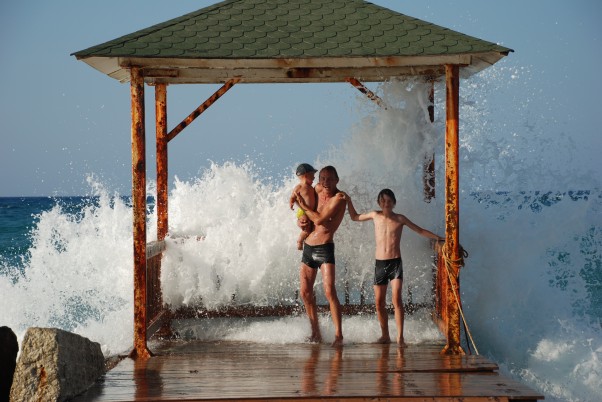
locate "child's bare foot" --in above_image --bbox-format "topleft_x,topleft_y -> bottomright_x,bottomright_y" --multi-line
331,336 -> 344,348
375,336 -> 391,344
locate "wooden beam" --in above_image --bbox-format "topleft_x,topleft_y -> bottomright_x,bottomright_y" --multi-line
121,54 -> 474,70
144,66 -> 446,85
166,77 -> 240,142
441,64 -> 464,355
129,67 -> 152,360
155,84 -> 168,241
345,77 -> 387,109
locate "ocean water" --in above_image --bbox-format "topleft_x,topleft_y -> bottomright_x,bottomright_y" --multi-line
1,71 -> 601,401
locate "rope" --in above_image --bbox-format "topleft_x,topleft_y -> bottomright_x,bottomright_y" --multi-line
440,241 -> 479,355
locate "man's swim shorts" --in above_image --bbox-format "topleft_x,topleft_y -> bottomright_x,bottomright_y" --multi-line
302,243 -> 335,269
374,257 -> 403,285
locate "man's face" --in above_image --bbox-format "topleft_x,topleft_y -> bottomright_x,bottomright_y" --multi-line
378,194 -> 395,210
319,169 -> 338,192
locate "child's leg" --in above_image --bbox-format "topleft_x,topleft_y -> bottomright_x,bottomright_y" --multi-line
297,229 -> 310,250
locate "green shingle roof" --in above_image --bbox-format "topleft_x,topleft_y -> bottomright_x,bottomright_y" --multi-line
73,0 -> 512,84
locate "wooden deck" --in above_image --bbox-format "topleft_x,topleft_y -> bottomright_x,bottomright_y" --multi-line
74,341 -> 543,401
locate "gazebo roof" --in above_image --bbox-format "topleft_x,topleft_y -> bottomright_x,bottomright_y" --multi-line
72,0 -> 512,84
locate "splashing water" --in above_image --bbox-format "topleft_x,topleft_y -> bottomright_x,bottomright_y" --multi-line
0,68 -> 600,401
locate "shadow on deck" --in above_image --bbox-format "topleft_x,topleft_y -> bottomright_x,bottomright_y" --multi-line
75,341 -> 543,401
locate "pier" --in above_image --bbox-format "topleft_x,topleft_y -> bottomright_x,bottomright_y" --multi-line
75,340 -> 543,401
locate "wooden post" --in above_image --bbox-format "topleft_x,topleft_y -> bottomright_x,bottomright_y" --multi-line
130,67 -> 152,359
155,84 -> 168,241
441,64 -> 464,355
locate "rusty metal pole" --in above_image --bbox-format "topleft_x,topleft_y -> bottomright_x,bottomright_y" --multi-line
424,80 -> 436,201
155,84 -> 168,241
130,67 -> 152,359
442,64 -> 464,355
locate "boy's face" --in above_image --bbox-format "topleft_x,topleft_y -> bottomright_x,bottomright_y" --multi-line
378,194 -> 395,210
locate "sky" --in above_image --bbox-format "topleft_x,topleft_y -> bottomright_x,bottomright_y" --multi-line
1,0 -> 601,196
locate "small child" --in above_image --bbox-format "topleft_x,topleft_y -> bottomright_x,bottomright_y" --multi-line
289,163 -> 318,250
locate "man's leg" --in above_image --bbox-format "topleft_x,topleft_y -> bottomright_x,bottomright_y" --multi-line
321,263 -> 343,346
390,278 -> 406,347
300,263 -> 321,342
374,284 -> 391,343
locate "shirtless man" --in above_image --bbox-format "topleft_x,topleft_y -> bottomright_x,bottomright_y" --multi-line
347,188 -> 443,346
295,165 -> 347,347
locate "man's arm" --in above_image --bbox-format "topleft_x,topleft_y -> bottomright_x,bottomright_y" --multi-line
347,196 -> 375,222
297,191 -> 346,225
401,215 -> 443,241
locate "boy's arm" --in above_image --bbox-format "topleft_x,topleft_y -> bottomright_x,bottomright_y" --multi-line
296,191 -> 346,225
401,215 -> 444,241
347,196 -> 374,222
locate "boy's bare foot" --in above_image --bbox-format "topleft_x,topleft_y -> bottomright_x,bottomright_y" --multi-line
305,335 -> 322,344
375,336 -> 391,344
331,337 -> 344,347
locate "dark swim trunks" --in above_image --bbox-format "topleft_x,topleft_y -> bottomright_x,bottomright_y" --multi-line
301,242 -> 335,269
374,257 -> 403,285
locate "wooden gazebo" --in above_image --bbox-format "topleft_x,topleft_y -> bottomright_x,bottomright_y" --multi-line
73,0 -> 512,359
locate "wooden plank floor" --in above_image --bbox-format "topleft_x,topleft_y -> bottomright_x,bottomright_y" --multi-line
74,341 -> 543,401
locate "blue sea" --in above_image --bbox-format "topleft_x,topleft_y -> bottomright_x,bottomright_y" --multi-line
1,77 -> 601,401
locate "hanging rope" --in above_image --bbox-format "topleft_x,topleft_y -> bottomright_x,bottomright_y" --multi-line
440,241 -> 479,355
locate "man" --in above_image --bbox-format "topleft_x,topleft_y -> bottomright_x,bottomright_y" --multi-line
347,188 -> 443,346
295,165 -> 347,347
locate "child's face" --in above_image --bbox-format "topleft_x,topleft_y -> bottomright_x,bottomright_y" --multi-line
301,172 -> 315,183
378,194 -> 395,210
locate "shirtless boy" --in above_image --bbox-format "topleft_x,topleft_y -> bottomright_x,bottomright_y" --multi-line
295,166 -> 347,347
289,163 -> 320,250
347,189 -> 443,346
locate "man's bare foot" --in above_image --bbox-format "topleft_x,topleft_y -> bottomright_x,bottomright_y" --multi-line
375,336 -> 391,344
397,338 -> 407,348
331,337 -> 344,347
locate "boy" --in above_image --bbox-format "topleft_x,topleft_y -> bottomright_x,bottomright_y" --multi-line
347,189 -> 443,346
289,163 -> 319,250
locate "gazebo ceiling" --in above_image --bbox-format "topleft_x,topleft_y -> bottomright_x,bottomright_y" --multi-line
72,0 -> 512,84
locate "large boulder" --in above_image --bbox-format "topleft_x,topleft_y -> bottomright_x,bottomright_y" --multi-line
9,328 -> 104,402
0,326 -> 19,402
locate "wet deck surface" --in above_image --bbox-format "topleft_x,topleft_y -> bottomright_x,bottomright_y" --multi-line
75,341 -> 543,401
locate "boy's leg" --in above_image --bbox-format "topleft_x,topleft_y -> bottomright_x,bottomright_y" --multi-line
321,263 -> 343,346
374,284 -> 391,343
390,278 -> 406,347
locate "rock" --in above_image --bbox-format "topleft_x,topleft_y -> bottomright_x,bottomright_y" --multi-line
0,327 -> 19,402
9,327 -> 104,402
